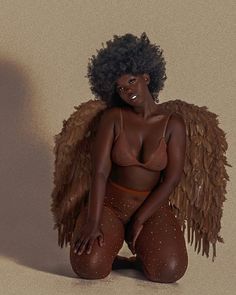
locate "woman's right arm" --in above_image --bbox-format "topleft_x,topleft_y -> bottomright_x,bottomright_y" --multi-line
87,108 -> 116,226
73,108 -> 117,255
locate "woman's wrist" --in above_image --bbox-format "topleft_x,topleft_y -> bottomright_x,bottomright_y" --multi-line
86,216 -> 100,228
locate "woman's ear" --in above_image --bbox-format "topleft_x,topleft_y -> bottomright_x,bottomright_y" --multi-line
142,73 -> 150,85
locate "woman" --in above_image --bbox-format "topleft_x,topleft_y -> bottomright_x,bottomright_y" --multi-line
69,33 -> 188,283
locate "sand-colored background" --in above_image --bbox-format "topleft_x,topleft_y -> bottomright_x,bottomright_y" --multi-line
0,1 -> 235,294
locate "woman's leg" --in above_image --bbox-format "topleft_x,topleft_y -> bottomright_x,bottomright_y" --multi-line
70,205 -> 125,279
134,203 -> 188,283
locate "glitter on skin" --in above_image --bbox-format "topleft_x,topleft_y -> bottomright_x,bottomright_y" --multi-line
70,179 -> 188,282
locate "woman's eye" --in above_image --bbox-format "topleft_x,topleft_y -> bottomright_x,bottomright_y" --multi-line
129,78 -> 136,84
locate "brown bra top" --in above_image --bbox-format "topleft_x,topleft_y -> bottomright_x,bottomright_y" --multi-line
111,109 -> 173,172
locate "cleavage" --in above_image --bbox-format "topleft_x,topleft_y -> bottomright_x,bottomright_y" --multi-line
118,110 -> 165,164
121,128 -> 163,164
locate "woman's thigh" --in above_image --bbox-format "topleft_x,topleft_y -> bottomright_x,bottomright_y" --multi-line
70,205 -> 125,279
135,203 -> 188,283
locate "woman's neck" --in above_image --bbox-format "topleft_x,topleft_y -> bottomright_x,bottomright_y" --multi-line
132,94 -> 160,120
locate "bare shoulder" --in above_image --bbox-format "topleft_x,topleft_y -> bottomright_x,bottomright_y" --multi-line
99,107 -> 120,124
157,102 -> 185,126
168,112 -> 186,135
96,107 -> 121,140
169,112 -> 185,125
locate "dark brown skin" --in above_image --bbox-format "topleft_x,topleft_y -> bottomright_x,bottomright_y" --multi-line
73,73 -> 186,259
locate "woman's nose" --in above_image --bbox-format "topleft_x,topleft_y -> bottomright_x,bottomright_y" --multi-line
124,86 -> 132,93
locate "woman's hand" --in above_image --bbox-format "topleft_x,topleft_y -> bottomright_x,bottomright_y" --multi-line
73,222 -> 104,255
125,218 -> 143,255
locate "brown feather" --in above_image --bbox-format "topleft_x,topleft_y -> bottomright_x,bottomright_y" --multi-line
51,99 -> 107,247
160,99 -> 230,261
51,98 -> 231,261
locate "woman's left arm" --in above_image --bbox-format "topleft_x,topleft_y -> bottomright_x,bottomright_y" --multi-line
133,113 -> 186,224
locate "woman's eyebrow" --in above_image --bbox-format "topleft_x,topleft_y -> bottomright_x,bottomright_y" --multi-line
116,77 -> 135,88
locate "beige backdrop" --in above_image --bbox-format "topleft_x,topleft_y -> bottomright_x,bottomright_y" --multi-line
0,1 -> 235,295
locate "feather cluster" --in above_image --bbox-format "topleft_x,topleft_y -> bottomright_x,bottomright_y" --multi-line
51,100 -> 107,247
161,100 -> 231,261
51,99 -> 230,261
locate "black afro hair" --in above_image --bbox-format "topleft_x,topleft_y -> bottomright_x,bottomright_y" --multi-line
87,32 -> 167,107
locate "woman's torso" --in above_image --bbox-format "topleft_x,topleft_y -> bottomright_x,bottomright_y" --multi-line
109,106 -> 172,191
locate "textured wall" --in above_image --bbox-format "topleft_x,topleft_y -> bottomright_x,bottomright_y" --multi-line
0,1 -> 235,293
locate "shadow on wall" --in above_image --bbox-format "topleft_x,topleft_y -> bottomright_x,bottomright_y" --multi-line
0,58 -> 73,277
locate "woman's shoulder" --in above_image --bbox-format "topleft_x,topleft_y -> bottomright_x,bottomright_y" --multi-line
155,103 -> 185,135
100,106 -> 121,124
167,112 -> 185,137
157,102 -> 184,121
102,106 -> 122,116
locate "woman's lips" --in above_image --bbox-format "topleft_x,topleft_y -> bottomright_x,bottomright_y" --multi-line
129,94 -> 138,100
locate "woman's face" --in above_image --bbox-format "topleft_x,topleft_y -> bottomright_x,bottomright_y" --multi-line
115,73 -> 151,106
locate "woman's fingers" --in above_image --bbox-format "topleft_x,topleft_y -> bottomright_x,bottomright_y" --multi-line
77,238 -> 89,255
74,235 -> 86,254
73,227 -> 104,255
85,233 -> 104,254
74,235 -> 104,255
98,233 -> 104,247
86,239 -> 95,254
132,225 -> 143,249
74,235 -> 95,255
126,224 -> 143,255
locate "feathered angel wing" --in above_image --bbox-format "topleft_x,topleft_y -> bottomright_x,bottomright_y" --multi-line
160,99 -> 231,261
51,97 -> 230,261
51,99 -> 107,247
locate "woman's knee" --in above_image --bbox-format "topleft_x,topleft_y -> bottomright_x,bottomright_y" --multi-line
70,246 -> 112,279
143,254 -> 188,283
69,206 -> 125,279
